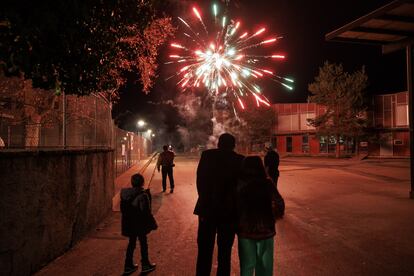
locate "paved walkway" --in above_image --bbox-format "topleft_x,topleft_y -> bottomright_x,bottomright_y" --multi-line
35,156 -> 414,276
36,156 -> 159,276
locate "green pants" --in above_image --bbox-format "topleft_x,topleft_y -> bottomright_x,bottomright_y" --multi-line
238,237 -> 274,276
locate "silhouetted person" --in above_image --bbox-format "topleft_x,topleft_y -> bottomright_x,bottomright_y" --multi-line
121,173 -> 157,275
194,133 -> 244,276
236,156 -> 282,276
264,144 -> 279,187
157,145 -> 175,193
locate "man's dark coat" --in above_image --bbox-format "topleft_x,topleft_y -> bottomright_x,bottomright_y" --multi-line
194,148 -> 244,220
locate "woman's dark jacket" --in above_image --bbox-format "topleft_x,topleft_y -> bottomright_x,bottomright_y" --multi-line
236,177 -> 278,240
120,187 -> 155,237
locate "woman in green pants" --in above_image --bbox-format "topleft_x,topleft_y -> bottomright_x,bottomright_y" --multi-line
236,156 -> 282,276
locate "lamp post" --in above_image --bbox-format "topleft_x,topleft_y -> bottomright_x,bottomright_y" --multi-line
137,120 -> 146,161
146,129 -> 153,153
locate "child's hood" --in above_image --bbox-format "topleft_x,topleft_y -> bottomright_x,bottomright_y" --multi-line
120,187 -> 141,201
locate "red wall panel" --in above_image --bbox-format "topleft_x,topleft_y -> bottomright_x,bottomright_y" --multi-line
368,143 -> 380,156
277,136 -> 286,154
393,131 -> 410,156
310,136 -> 320,155
292,135 -> 302,154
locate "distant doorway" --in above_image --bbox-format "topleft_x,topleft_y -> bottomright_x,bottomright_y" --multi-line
380,133 -> 393,156
286,136 -> 292,153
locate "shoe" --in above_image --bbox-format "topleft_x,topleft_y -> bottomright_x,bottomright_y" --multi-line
141,263 -> 156,273
123,264 -> 138,275
170,189 -> 174,193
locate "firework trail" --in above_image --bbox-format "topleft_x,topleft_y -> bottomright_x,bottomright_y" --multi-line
167,2 -> 293,110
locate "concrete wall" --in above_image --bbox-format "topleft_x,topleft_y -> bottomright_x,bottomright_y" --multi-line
0,149 -> 114,275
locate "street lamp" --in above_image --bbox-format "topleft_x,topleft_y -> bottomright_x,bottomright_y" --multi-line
136,120 -> 146,136
136,120 -> 146,161
137,120 -> 146,128
146,129 -> 154,153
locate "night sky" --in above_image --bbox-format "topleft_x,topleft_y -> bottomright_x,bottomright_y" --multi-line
113,0 -> 407,144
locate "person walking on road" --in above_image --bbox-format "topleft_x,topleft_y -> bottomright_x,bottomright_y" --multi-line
236,156 -> 283,276
264,143 -> 280,187
157,145 -> 175,193
194,133 -> 245,276
120,173 -> 157,275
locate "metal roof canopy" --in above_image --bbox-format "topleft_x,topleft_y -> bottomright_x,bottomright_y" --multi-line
325,0 -> 414,199
326,0 -> 414,54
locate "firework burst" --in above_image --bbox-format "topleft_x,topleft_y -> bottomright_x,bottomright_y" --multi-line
166,3 -> 293,109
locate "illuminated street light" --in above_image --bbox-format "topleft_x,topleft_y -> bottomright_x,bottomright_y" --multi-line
137,120 -> 146,136
137,120 -> 146,128
136,120 -> 146,160
147,129 -> 152,134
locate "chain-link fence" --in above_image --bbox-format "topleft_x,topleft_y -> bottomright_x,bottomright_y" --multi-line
114,128 -> 151,177
0,79 -> 151,176
0,93 -> 114,149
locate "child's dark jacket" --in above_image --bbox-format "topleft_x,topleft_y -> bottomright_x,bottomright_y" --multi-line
120,187 -> 155,237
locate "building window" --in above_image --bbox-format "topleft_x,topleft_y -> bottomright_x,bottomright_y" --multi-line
302,135 -> 309,153
319,136 -> 327,153
396,104 -> 408,126
286,136 -> 292,153
328,136 -> 337,153
300,113 -> 315,130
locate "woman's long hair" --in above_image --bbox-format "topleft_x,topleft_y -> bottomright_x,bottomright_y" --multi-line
238,156 -> 274,230
241,156 -> 267,180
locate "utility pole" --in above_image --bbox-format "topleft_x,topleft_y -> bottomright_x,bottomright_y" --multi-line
408,45 -> 414,199
62,89 -> 66,149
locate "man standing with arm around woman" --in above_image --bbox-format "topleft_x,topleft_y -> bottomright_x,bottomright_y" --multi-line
194,133 -> 244,276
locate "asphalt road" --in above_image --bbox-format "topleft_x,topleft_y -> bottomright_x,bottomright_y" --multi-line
36,155 -> 414,276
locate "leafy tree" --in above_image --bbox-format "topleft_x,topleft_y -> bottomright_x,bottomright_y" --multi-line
0,0 -> 175,97
308,61 -> 368,157
238,104 -> 274,152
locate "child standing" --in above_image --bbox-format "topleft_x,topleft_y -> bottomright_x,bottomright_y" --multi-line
236,156 -> 282,276
121,173 -> 157,275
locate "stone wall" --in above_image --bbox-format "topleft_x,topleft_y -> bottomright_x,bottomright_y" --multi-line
0,149 -> 114,275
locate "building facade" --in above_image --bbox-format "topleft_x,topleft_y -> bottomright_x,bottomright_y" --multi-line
272,91 -> 409,157
369,92 -> 409,157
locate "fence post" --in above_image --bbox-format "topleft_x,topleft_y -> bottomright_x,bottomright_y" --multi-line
94,96 -> 97,148
62,90 -> 66,149
115,128 -> 117,176
7,125 -> 10,148
407,45 -> 414,199
107,92 -> 112,149
39,123 -> 42,147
